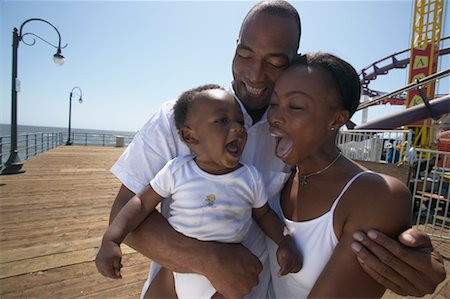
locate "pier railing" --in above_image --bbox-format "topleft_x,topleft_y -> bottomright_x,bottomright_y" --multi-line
0,132 -> 135,167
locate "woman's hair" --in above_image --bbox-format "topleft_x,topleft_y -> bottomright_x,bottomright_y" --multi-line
292,52 -> 361,118
173,84 -> 224,130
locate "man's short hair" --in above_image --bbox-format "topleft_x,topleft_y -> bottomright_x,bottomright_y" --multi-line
241,0 -> 301,51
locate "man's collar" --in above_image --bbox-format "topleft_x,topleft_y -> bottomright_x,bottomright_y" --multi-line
227,83 -> 268,128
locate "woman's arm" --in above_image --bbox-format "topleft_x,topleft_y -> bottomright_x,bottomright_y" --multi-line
309,174 -> 412,298
110,184 -> 263,299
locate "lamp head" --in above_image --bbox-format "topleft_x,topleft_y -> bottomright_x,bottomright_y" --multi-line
78,97 -> 83,104
53,49 -> 65,66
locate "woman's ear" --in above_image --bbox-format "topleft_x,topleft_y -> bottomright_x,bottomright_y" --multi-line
180,127 -> 199,145
329,110 -> 349,131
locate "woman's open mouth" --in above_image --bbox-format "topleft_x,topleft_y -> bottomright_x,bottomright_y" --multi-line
269,127 -> 293,160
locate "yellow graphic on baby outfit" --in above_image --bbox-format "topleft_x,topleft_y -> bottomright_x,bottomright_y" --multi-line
205,194 -> 216,207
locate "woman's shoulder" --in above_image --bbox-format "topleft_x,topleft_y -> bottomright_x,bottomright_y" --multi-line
340,170 -> 412,237
353,171 -> 411,202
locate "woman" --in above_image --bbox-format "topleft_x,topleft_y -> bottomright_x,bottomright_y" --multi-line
266,52 -> 412,298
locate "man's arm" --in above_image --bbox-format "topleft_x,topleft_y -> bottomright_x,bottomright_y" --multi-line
110,184 -> 263,298
352,228 -> 446,296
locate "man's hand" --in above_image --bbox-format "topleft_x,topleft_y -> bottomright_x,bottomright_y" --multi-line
202,242 -> 263,299
351,228 -> 446,296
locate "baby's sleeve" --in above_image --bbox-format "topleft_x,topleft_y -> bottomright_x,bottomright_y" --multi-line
250,167 -> 269,209
149,160 -> 174,198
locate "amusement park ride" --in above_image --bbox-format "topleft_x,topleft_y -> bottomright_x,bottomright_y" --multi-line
353,0 -> 449,152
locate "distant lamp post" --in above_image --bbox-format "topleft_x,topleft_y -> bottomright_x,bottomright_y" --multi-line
1,18 -> 67,175
66,87 -> 83,145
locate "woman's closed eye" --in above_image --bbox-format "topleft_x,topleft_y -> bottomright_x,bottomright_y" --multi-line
289,104 -> 304,110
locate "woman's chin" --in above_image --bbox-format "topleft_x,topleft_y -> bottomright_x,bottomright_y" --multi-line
275,149 -> 295,165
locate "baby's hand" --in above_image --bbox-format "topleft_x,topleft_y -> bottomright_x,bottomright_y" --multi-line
276,235 -> 302,276
95,239 -> 123,279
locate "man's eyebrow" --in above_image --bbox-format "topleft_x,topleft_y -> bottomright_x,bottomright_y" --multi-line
237,43 -> 289,60
236,43 -> 254,53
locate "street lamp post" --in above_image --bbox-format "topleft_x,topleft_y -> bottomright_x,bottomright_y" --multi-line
66,87 -> 83,145
1,18 -> 66,175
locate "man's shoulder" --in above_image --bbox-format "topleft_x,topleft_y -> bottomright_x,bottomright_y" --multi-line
138,99 -> 177,134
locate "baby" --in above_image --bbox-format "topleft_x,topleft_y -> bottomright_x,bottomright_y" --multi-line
95,84 -> 302,299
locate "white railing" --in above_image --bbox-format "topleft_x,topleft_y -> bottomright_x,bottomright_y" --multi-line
337,129 -> 411,163
409,149 -> 449,239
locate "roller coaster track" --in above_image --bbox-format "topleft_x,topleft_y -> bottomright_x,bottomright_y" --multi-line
358,36 -> 450,106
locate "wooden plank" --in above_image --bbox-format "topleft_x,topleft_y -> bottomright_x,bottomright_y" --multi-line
0,240 -> 136,279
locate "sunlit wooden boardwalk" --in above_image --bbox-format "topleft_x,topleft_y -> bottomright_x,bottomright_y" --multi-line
0,146 -> 149,298
0,146 -> 448,298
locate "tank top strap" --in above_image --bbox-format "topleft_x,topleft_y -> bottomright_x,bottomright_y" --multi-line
329,171 -> 369,213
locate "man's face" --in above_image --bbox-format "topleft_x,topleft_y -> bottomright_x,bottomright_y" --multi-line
232,13 -> 299,119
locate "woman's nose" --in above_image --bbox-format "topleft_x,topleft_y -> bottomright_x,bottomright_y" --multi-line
267,108 -> 283,126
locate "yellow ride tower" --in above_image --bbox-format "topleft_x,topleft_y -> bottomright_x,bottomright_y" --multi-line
406,0 -> 445,148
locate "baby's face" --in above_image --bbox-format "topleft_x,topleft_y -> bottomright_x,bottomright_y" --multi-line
185,89 -> 247,174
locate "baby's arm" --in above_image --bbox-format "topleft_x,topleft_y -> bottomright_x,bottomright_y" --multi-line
95,185 -> 164,279
253,203 -> 302,275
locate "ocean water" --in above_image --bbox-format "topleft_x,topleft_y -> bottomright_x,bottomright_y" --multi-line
0,124 -> 135,137
0,124 -> 136,163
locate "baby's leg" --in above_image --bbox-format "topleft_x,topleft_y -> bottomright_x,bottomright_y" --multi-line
144,267 -> 176,299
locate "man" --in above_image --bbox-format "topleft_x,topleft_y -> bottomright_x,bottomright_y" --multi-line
108,1 -> 445,298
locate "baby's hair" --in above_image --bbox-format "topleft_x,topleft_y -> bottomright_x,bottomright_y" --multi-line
291,52 -> 361,118
173,84 -> 225,130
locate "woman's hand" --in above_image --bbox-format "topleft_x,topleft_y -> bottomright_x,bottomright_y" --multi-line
352,228 -> 446,296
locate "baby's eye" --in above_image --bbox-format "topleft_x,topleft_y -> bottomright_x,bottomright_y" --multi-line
215,118 -> 229,124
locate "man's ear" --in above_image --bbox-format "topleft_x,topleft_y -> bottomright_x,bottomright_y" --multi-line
180,127 -> 199,145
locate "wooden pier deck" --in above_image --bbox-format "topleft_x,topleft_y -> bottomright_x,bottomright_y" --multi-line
0,146 -> 149,298
0,146 -> 448,298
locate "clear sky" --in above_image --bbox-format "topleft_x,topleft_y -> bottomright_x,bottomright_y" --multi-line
1,0 -> 449,132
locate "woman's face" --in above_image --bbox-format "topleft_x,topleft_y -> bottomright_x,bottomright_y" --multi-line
267,65 -> 345,165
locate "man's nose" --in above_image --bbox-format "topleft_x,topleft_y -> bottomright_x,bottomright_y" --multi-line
247,60 -> 265,83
